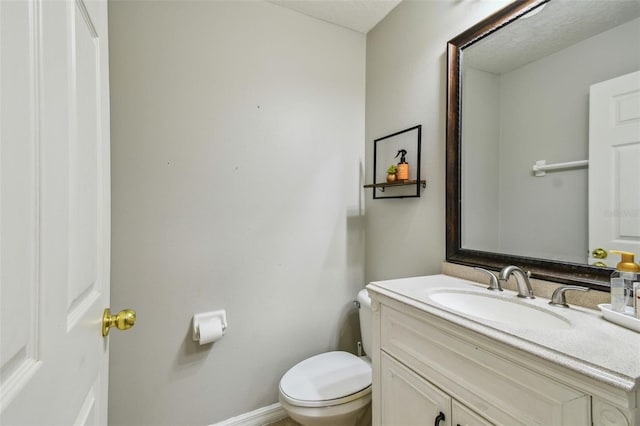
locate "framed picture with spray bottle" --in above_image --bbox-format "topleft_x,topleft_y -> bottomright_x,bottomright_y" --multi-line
365,124 -> 425,199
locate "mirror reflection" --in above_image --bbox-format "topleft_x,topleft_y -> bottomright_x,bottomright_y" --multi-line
460,0 -> 640,268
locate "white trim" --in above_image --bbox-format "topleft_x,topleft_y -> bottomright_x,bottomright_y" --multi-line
211,403 -> 288,426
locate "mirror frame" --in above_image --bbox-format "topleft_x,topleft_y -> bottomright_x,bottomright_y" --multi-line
445,0 -> 610,291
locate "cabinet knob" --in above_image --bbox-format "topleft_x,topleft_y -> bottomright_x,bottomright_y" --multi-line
434,411 -> 446,426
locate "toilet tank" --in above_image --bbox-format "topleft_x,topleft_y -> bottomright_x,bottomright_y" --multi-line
357,289 -> 372,356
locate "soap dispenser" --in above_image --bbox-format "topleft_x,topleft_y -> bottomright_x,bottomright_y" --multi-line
395,149 -> 409,181
609,250 -> 640,313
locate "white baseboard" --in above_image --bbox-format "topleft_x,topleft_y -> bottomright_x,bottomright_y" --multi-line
212,402 -> 288,426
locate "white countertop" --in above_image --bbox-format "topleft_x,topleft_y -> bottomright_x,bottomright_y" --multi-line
367,274 -> 640,392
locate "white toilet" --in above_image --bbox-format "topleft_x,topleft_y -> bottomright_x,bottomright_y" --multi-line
278,289 -> 373,426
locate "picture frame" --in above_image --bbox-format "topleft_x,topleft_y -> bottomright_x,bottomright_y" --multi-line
370,125 -> 423,199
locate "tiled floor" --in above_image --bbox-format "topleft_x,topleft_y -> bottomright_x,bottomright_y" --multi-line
266,417 -> 301,426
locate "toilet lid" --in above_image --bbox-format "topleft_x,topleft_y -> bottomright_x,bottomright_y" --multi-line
280,351 -> 371,404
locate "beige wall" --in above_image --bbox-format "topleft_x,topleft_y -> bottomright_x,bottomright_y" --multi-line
108,0 -> 566,423
364,0 -> 511,282
108,2 -> 365,425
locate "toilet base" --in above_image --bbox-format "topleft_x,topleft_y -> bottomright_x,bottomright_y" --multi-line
279,394 -> 371,426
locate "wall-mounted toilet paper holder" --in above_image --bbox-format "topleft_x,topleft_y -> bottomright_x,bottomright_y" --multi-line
192,310 -> 227,344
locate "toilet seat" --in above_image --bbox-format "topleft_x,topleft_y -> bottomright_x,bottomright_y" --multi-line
279,351 -> 372,408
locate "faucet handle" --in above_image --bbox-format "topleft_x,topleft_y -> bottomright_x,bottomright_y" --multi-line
475,267 -> 503,291
548,285 -> 589,308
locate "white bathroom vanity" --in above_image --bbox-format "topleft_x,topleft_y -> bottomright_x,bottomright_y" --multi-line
367,274 -> 640,426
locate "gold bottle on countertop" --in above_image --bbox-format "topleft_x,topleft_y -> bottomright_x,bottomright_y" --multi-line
609,250 -> 640,313
395,149 -> 409,181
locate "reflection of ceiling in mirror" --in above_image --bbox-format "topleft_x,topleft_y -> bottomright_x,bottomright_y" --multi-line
464,0 -> 640,74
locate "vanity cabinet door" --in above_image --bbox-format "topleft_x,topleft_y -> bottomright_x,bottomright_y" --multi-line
380,306 -> 591,425
381,353 -> 451,426
452,400 -> 494,426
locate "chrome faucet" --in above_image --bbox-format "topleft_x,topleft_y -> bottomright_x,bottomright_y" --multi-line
475,267 -> 503,291
548,285 -> 589,308
499,265 -> 535,299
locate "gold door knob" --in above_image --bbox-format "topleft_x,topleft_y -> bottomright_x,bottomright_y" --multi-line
591,248 -> 608,259
102,308 -> 136,337
592,261 -> 608,267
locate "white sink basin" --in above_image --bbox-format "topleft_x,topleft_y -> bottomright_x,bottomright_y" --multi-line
429,291 -> 573,330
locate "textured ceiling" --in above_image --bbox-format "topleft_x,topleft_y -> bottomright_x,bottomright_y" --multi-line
267,0 -> 401,33
464,0 -> 640,74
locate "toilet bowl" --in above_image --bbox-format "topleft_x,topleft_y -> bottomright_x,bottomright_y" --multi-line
278,289 -> 373,426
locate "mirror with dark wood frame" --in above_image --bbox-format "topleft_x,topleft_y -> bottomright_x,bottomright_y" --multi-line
445,0 -> 640,291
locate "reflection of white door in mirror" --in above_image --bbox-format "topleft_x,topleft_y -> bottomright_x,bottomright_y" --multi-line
588,71 -> 640,267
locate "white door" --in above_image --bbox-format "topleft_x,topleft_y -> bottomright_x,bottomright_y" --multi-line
1,0 -> 114,424
380,353 -> 451,426
588,71 -> 640,267
452,400 -> 494,426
